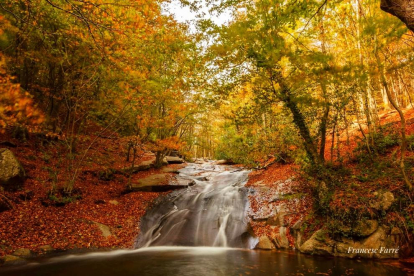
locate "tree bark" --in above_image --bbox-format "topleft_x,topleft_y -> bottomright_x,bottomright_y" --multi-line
380,0 -> 414,32
375,48 -> 412,191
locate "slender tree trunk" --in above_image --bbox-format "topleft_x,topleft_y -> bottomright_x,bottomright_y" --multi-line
375,49 -> 412,191
270,71 -> 322,166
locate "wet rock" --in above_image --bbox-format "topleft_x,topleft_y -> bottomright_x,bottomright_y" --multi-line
13,248 -> 32,258
215,159 -> 234,165
188,180 -> 196,186
255,236 -> 275,250
291,220 -> 304,249
0,255 -> 27,266
370,191 -> 394,211
300,230 -> 333,256
0,148 -> 26,191
165,156 -> 185,164
195,176 -> 208,181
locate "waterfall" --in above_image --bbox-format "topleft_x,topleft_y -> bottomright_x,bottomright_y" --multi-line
136,161 -> 255,248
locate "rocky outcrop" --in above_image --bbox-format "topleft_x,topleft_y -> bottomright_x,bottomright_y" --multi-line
342,220 -> 379,237
255,236 -> 275,250
165,156 -> 185,164
12,248 -> 32,258
131,173 -> 188,192
299,226 -> 401,259
270,227 -> 289,249
0,149 -> 26,191
0,255 -> 27,266
123,159 -> 155,174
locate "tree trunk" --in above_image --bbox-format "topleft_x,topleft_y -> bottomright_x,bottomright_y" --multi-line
270,71 -> 322,166
375,48 -> 412,191
380,0 -> 414,32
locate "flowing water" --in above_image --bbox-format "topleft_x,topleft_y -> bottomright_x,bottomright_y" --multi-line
0,162 -> 410,275
136,161 -> 255,248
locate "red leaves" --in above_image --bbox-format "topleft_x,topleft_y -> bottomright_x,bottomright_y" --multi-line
0,133 -> 166,257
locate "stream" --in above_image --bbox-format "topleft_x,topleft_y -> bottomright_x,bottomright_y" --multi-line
0,162 -> 409,275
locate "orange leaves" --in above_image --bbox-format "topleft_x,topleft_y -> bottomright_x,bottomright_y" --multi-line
0,54 -> 44,132
147,136 -> 186,152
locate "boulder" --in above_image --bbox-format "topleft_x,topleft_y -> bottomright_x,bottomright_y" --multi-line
370,191 -> 394,211
300,226 -> 401,259
255,236 -> 275,250
299,230 -> 333,256
12,248 -> 32,258
0,149 -> 26,191
215,159 -> 234,165
165,156 -> 185,164
0,255 -> 27,266
131,173 -> 188,192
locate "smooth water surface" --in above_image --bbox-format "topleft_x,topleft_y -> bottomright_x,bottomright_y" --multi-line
0,247 -> 408,276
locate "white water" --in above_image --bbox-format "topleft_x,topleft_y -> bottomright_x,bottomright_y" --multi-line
136,161 -> 256,248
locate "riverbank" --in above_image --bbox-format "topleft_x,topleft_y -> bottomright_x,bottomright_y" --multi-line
245,109 -> 414,265
0,130 -> 186,266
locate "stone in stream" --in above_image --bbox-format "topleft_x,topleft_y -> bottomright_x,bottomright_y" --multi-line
0,148 -> 26,191
165,156 -> 185,164
0,255 -> 27,266
131,173 -> 188,192
255,236 -> 275,250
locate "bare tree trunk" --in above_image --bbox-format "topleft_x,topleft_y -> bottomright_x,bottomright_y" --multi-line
375,48 -> 412,191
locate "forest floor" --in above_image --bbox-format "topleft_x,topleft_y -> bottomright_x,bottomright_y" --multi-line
246,108 -> 414,264
0,129 -> 184,258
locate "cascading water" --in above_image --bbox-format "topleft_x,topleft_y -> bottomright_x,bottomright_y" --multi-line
136,161 -> 256,248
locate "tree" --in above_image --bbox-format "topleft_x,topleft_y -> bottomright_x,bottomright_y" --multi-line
381,0 -> 414,32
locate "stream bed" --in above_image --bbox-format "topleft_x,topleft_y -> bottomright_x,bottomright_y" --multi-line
0,162 -> 410,275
